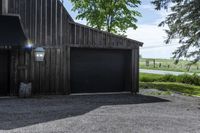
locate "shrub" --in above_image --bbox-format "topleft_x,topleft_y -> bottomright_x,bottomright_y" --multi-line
176,74 -> 200,86
140,73 -> 200,86
191,74 -> 200,86
176,74 -> 191,84
159,74 -> 176,82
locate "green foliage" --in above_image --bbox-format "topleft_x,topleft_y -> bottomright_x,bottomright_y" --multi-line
140,73 -> 163,82
140,73 -> 200,86
140,82 -> 200,96
176,74 -> 200,86
160,74 -> 176,82
152,0 -> 200,64
69,0 -> 141,34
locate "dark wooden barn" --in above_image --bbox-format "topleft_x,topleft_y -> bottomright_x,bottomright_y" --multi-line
0,0 -> 143,96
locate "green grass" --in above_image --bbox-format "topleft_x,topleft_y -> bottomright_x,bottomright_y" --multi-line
140,73 -> 164,82
140,82 -> 200,97
140,58 -> 200,73
139,73 -> 200,96
140,73 -> 200,86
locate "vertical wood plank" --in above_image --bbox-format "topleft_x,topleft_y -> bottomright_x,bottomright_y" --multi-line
66,46 -> 70,94
0,0 -> 2,14
2,0 -> 8,14
60,47 -> 64,94
55,48 -> 60,94
45,48 -> 50,93
30,50 -> 35,94
63,46 -> 67,94
50,48 -> 56,93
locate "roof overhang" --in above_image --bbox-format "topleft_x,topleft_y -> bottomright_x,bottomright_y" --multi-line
0,15 -> 27,47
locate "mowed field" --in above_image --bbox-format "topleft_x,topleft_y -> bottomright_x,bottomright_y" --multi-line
140,58 -> 200,73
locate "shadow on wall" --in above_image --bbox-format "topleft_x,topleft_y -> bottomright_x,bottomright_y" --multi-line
0,94 -> 169,130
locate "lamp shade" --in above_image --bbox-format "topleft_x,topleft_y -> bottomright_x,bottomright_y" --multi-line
34,47 -> 45,62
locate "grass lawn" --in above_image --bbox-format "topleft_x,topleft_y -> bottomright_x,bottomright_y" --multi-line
140,58 -> 200,73
140,73 -> 164,82
140,73 -> 200,97
140,82 -> 200,97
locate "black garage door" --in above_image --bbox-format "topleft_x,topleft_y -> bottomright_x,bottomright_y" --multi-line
71,48 -> 131,93
0,50 -> 10,96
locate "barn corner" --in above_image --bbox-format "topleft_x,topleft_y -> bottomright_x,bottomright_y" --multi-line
0,0 -> 143,96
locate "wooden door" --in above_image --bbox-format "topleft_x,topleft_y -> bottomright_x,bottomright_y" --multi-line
0,50 -> 10,96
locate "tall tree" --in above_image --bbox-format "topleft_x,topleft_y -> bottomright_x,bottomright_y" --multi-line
69,0 -> 141,34
152,0 -> 200,64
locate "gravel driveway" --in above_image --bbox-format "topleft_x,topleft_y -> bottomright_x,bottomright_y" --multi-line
0,91 -> 199,133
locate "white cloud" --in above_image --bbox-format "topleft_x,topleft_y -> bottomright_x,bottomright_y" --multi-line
126,24 -> 181,59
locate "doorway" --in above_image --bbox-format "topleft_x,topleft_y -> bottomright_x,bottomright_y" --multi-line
0,50 -> 10,96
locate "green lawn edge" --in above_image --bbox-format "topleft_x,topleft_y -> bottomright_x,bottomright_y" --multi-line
140,82 -> 200,97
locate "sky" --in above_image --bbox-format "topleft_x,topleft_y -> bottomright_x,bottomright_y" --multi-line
63,0 -> 181,59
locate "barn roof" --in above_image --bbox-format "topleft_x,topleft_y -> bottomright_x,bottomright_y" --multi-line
0,15 -> 27,46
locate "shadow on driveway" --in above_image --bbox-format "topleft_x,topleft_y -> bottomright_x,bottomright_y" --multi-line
0,93 -> 169,130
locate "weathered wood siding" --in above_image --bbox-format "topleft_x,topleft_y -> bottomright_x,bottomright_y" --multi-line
7,0 -> 72,46
4,0 -> 141,95
6,0 -> 141,49
0,0 -> 2,14
68,22 -> 141,49
6,0 -> 72,94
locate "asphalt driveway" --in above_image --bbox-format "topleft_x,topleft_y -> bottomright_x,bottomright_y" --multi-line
0,92 -> 199,133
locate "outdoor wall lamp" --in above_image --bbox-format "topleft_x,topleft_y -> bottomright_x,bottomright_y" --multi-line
24,41 -> 33,51
34,47 -> 45,62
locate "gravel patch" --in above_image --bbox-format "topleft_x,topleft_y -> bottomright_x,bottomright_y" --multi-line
0,93 -> 199,133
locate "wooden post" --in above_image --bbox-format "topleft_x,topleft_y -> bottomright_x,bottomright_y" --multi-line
131,48 -> 139,94
159,63 -> 161,68
146,60 -> 149,67
153,59 -> 156,68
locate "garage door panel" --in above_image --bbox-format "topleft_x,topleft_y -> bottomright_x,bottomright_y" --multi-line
71,48 -> 131,93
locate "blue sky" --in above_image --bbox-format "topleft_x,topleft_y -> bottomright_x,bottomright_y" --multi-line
63,0 -> 180,59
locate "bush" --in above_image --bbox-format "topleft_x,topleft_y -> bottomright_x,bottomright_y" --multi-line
160,74 -> 176,82
191,74 -> 200,86
140,73 -> 200,86
176,74 -> 200,86
176,74 -> 192,84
